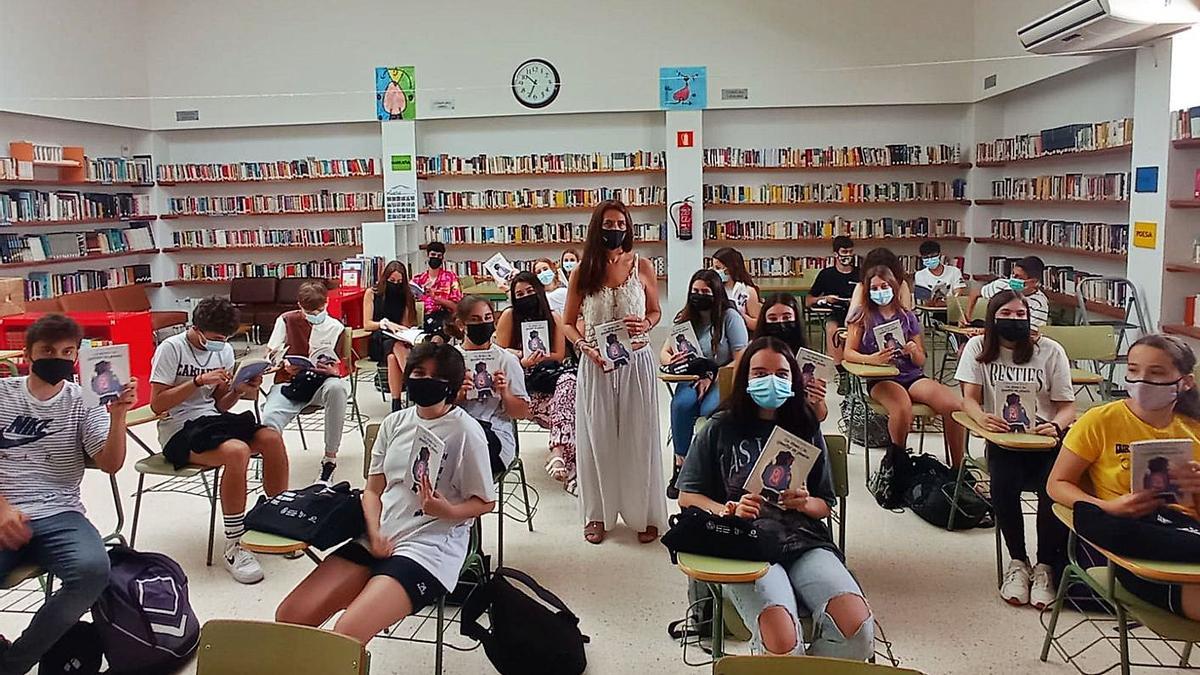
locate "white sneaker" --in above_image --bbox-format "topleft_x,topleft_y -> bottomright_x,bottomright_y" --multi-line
1000,559 -> 1031,606
223,543 -> 264,584
1030,563 -> 1056,609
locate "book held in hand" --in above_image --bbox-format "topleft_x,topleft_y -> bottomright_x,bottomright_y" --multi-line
463,348 -> 501,401
408,424 -> 447,514
380,324 -> 426,347
795,347 -> 835,390
78,344 -> 130,408
283,349 -> 339,372
872,319 -> 904,359
482,252 -> 516,287
520,319 -> 550,356
231,358 -> 275,388
742,426 -> 822,507
669,321 -> 702,359
994,381 -> 1037,433
594,319 -> 633,371
1130,439 -> 1196,505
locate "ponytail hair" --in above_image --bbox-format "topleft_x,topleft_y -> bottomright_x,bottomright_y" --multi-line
446,295 -> 493,342
1132,334 -> 1200,422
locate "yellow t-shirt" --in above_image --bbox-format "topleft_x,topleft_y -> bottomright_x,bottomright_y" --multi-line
1063,400 -> 1200,501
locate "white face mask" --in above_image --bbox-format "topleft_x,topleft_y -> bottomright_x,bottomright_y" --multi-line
1125,377 -> 1183,411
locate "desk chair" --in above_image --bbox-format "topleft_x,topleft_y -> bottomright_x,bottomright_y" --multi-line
350,327 -> 387,404
658,371 -> 701,453
825,434 -> 850,553
1037,325 -> 1117,402
287,327 -> 362,451
1040,503 -> 1198,675
494,420 -> 536,568
842,362 -> 947,486
715,655 -> 923,674
935,299 -> 985,382
240,529 -> 323,565
676,553 -> 771,663
197,619 -> 369,675
0,564 -> 53,616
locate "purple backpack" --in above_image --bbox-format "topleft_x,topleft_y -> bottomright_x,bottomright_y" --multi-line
91,546 -> 199,674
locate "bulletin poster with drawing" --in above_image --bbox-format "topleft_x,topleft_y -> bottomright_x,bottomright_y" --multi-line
742,426 -> 822,507
78,344 -> 130,409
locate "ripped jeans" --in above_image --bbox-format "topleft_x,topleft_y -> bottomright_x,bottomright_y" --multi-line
727,548 -> 874,660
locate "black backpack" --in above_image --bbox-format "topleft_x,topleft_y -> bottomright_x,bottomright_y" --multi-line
461,568 -> 589,675
39,621 -> 103,675
244,482 -> 364,549
904,454 -> 994,531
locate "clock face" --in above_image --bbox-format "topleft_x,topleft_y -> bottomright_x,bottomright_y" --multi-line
512,59 -> 560,109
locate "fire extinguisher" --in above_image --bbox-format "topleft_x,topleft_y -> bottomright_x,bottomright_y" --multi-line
671,196 -> 694,240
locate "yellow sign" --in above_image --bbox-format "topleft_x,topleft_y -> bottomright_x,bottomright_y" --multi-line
1133,221 -> 1158,249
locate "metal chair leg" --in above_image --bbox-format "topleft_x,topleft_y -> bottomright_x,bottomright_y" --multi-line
130,473 -> 146,548
297,415 -> 309,452
710,583 -> 725,659
204,468 -> 221,567
517,459 -> 534,532
947,459 -> 970,530
496,474 -> 506,569
1039,563 -> 1073,662
435,596 -> 445,675
1116,603 -> 1131,675
1181,642 -> 1193,667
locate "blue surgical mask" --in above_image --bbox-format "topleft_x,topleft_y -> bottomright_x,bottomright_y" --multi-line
869,288 -> 894,306
747,374 -> 793,410
537,270 -> 556,286
1007,277 -> 1026,292
562,260 -> 577,273
203,338 -> 226,352
923,257 -> 941,270
714,269 -> 729,283
306,310 -> 328,325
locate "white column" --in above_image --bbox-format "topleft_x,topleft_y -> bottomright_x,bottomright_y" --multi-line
664,111 -> 704,315
380,120 -> 420,270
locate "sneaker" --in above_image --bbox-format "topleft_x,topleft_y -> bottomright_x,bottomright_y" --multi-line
1000,559 -> 1031,606
316,460 -> 336,485
1030,563 -> 1056,609
223,543 -> 264,584
666,464 -> 682,500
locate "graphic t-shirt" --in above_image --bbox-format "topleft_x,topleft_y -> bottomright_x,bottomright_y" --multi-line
954,335 -> 1074,418
914,265 -> 966,297
456,344 -> 529,468
368,406 -> 496,591
0,377 -> 109,520
729,282 -> 751,314
1063,401 -> 1200,501
150,332 -> 235,445
413,268 -> 462,315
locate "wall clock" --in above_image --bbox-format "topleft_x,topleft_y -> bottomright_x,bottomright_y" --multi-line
512,58 -> 561,109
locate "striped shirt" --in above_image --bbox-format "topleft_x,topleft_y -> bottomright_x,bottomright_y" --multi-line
982,279 -> 1050,329
0,377 -> 109,520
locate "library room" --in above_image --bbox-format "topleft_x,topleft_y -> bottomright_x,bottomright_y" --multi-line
1,1 -> 1200,674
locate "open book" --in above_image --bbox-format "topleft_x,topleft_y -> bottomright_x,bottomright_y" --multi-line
283,349 -> 339,372
1130,439 -> 1195,505
742,427 -> 822,508
995,381 -> 1037,433
231,356 -> 279,387
380,324 -> 427,347
78,344 -> 130,408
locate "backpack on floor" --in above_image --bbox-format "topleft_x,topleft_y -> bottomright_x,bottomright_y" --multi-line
38,621 -> 104,675
838,396 -> 890,450
91,546 -> 199,675
904,454 -> 994,531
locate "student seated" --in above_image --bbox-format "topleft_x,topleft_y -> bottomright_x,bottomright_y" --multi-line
451,295 -> 530,474
262,281 -> 349,484
532,258 -> 569,314
913,239 -> 966,306
413,241 -> 463,342
965,255 -> 1049,331
559,248 -> 580,287
806,236 -> 858,380
754,292 -> 828,422
363,260 -> 419,408
1048,334 -> 1200,620
495,271 -> 578,491
150,297 -> 289,584
844,265 -> 965,482
677,337 -> 873,659
276,343 -> 497,643
956,290 -> 1076,608
661,270 -> 749,498
845,247 -> 916,324
711,247 -> 761,330
0,315 -> 136,674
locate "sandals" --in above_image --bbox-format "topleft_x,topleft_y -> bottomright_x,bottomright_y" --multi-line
544,456 -> 569,483
638,526 -> 659,544
584,521 -> 605,545
565,475 -> 578,496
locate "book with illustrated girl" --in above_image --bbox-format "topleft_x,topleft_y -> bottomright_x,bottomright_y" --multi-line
463,348 -> 501,401
742,426 -> 822,508
408,425 -> 446,515
482,252 -> 516,287
795,347 -> 836,391
994,381 -> 1037,433
593,319 -> 633,371
669,321 -> 702,359
520,320 -> 550,356
871,319 -> 904,358
283,348 -> 340,372
1130,439 -> 1195,505
78,343 -> 130,408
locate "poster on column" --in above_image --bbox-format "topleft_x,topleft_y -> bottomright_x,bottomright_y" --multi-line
376,66 -> 416,121
659,67 -> 707,109
382,119 -> 419,224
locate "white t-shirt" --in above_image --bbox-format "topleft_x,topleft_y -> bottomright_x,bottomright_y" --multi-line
729,282 -> 751,313
914,265 -> 966,297
546,287 -> 568,314
0,378 -> 109,520
954,334 -> 1074,420
368,406 -> 496,591
457,344 -> 529,468
265,311 -> 346,358
981,279 -> 1050,329
150,332 -> 235,445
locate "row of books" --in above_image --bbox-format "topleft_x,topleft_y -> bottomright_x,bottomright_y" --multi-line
166,191 -> 382,216
0,226 -> 155,264
87,156 -> 153,185
423,222 -> 664,246
989,219 -> 1128,255
443,256 -> 666,279
0,190 -> 152,223
720,254 -> 966,279
157,158 -> 379,183
703,144 -> 963,169
338,256 -> 387,288
416,151 -> 665,176
705,217 -> 962,241
420,187 -> 667,211
1171,107 -> 1200,140
984,257 -> 1130,308
25,264 -> 153,300
704,180 -> 967,205
174,260 -> 342,281
170,227 -> 362,249
0,159 -> 18,180
989,173 -> 1129,201
976,117 -> 1134,163
27,143 -> 65,164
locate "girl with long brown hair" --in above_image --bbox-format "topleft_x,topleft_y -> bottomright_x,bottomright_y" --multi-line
363,260 -> 419,407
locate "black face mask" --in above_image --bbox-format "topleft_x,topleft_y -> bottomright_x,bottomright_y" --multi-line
764,320 -> 799,339
600,229 -> 626,250
406,377 -> 450,407
688,293 -> 714,312
385,280 -> 403,294
513,295 -> 540,315
994,317 -> 1031,342
32,358 -> 75,386
428,257 -> 443,269
466,321 -> 495,345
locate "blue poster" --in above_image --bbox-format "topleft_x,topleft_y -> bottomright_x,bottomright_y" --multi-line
660,67 -> 707,109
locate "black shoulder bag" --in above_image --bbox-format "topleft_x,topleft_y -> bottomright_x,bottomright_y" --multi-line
660,506 -> 781,564
244,481 -> 364,549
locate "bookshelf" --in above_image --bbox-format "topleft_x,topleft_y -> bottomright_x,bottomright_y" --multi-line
1166,263 -> 1200,275
703,163 -> 971,174
709,236 -> 970,245
974,238 -> 1126,262
418,204 -> 663,215
974,118 -> 1133,166
1163,324 -> 1200,340
0,216 -> 157,228
704,199 -> 970,209
1169,200 -> 1200,209
971,273 -> 1125,319
974,144 -> 1131,167
162,245 -> 360,253
416,151 -> 664,178
974,199 -> 1129,207
0,249 -> 155,271
157,175 -> 380,186
417,167 -> 664,179
1172,139 -> 1200,150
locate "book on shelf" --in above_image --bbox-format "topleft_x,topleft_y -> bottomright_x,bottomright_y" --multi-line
984,257 -> 1128,308
976,117 -> 1134,163
78,344 -> 130,408
421,186 -> 666,211
417,151 -> 664,176
0,225 -> 154,264
704,144 -> 963,169
167,190 -> 381,217
171,226 -> 361,249
989,219 -> 1128,255
174,260 -> 342,282
703,180 -> 967,205
0,158 -> 21,181
741,426 -> 822,507
24,264 -> 152,300
339,256 -> 385,289
989,173 -> 1129,201
1129,439 -> 1195,505
1170,107 -> 1200,141
704,217 -> 962,241
448,256 -> 665,280
86,156 -> 153,184
23,142 -> 65,164
1,189 -> 151,223
157,158 -> 378,183
729,254 -> 963,279
995,381 -> 1037,433
424,222 -> 664,245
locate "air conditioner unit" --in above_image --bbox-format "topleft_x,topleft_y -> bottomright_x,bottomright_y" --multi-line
1019,0 -> 1200,55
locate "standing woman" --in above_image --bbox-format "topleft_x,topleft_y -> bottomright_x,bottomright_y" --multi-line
563,199 -> 667,544
533,258 -> 570,314
363,260 -> 418,406
559,249 -> 580,286
712,247 -> 761,331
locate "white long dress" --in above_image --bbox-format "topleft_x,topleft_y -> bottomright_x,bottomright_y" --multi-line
575,257 -> 669,533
